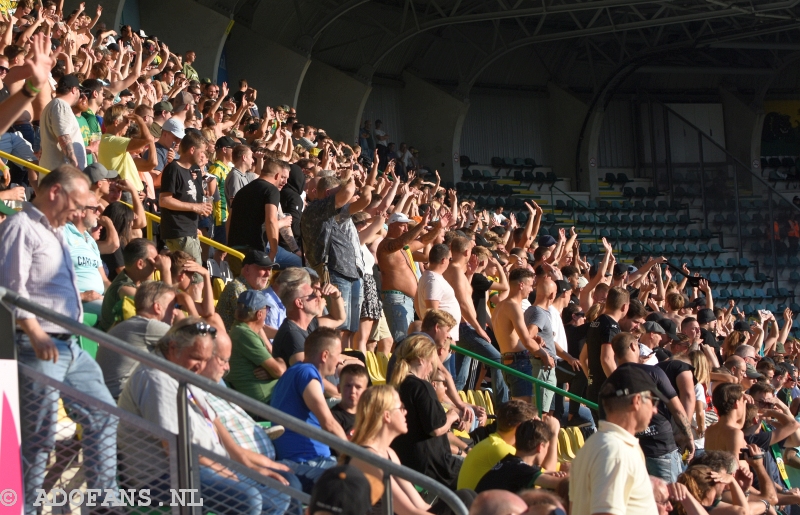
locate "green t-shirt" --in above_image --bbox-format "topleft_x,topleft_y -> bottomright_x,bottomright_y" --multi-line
228,322 -> 278,403
76,114 -> 94,165
99,270 -> 136,331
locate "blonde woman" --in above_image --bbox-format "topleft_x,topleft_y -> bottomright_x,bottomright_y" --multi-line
346,385 -> 431,515
687,350 -> 712,450
389,335 -> 462,489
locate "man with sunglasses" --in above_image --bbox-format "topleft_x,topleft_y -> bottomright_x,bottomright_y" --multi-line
610,332 -> 695,482
65,182 -> 120,311
570,366 -> 663,515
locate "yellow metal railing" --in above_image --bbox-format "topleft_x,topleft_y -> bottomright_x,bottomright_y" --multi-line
0,151 -> 244,260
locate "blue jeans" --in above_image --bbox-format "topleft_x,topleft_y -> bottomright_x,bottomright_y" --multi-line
17,334 -> 118,515
454,324 -> 509,406
265,242 -> 303,269
280,456 -> 338,494
383,291 -> 414,342
328,271 -> 363,333
645,448 -> 684,483
501,351 -> 534,398
198,466 -> 291,515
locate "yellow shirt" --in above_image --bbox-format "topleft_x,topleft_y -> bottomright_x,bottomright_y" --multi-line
457,432 -> 515,490
569,421 -> 657,515
98,134 -> 144,192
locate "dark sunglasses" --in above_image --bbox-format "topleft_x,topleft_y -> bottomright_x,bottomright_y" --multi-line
0,66 -> 9,74
177,321 -> 217,338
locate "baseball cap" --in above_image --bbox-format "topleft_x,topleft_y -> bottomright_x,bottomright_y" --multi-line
58,74 -> 81,91
388,213 -> 411,224
745,363 -> 764,379
242,249 -> 277,268
646,311 -> 664,322
119,89 -> 133,98
237,290 -> 273,311
106,42 -> 120,52
697,308 -> 715,324
600,366 -> 668,403
643,321 -> 666,335
775,342 -> 787,355
200,77 -> 212,85
83,162 -> 119,184
538,234 -> 557,248
154,101 -> 173,113
658,318 -> 680,341
171,91 -> 194,112
215,136 -> 237,150
0,202 -> 18,216
309,465 -> 381,515
577,276 -> 589,288
733,320 -> 753,333
555,280 -> 571,298
612,263 -> 628,277
161,118 -> 185,139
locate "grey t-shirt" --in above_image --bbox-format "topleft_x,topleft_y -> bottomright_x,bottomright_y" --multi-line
39,97 -> 86,171
224,167 -> 257,210
99,316 -> 170,398
524,305 -> 557,359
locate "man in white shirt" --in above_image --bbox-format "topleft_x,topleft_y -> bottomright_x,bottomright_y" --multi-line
569,366 -> 661,515
418,243 -> 461,343
40,74 -> 86,170
550,279 -> 576,417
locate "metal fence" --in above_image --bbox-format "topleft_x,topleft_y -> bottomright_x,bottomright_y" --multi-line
0,287 -> 468,515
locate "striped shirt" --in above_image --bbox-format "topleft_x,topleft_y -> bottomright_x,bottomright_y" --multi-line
0,202 -> 82,332
205,385 -> 277,460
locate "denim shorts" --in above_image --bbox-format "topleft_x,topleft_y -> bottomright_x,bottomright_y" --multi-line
501,351 -> 533,398
328,271 -> 363,333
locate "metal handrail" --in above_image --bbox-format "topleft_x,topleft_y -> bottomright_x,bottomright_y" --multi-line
0,151 -> 245,261
0,287 -> 467,515
450,344 -> 599,414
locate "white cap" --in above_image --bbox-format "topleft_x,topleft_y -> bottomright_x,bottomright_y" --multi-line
388,213 -> 411,224
162,117 -> 185,139
577,276 -> 589,288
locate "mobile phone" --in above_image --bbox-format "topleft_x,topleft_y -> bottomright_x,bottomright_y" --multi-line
739,448 -> 751,460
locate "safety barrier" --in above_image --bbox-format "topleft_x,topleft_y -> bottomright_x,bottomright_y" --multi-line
0,287 -> 467,515
450,344 -> 599,415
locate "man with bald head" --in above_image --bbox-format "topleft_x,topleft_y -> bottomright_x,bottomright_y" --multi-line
468,490 -> 528,515
724,355 -> 747,384
525,278 -> 579,413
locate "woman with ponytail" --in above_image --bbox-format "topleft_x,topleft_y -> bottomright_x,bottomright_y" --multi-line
389,335 -> 463,489
344,385 -> 431,515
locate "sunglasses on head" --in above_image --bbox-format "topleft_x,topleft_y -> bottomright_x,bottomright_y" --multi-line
177,321 -> 217,338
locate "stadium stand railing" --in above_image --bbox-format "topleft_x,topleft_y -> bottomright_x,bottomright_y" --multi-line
0,286 -> 469,515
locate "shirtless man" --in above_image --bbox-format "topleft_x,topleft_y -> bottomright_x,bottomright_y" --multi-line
444,236 -> 509,404
377,209 -> 443,342
492,268 -> 554,403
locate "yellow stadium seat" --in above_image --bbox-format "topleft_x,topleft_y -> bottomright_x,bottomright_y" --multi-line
376,352 -> 390,378
465,390 -> 477,406
152,269 -> 161,281
365,351 -> 386,385
471,390 -> 487,411
557,429 -> 576,463
212,277 -> 225,300
458,391 -> 468,403
482,391 -> 494,416
566,427 -> 585,452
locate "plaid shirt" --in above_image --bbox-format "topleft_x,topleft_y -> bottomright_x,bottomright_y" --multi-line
205,386 -> 276,460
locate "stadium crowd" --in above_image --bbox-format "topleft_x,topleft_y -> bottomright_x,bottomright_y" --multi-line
3,2 -> 800,515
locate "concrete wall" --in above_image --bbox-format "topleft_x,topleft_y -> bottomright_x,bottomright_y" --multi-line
399,72 -> 469,183
720,87 -> 762,173
225,25 -> 311,109
547,83 -> 589,192
136,0 -> 230,80
297,60 -> 371,144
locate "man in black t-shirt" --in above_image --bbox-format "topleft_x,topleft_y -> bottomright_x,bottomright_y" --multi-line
697,308 -> 723,364
227,158 -> 291,268
158,131 -> 210,264
610,332 -> 695,482
581,286 -> 628,421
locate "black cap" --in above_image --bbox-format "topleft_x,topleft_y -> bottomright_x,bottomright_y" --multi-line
646,311 -> 664,322
538,234 -> 557,248
555,279 -> 571,298
309,465 -> 380,515
658,318 -> 680,341
600,366 -> 669,403
107,42 -> 120,52
58,74 -> 81,91
612,263 -> 627,277
697,308 -> 715,324
215,136 -> 237,150
242,249 -> 276,268
119,89 -> 133,97
733,320 -> 753,333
